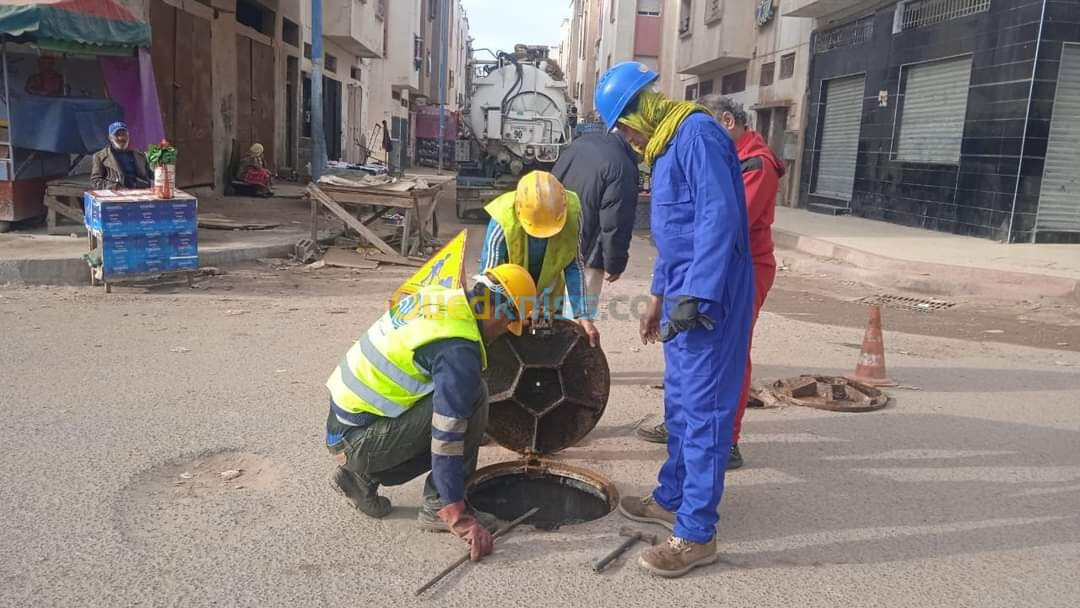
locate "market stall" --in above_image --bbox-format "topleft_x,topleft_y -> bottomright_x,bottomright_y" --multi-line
0,0 -> 159,232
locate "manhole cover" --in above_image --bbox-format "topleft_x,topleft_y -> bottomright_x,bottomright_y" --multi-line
766,375 -> 891,412
858,294 -> 955,313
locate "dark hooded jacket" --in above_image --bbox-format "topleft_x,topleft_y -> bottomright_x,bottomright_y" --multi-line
552,133 -> 640,274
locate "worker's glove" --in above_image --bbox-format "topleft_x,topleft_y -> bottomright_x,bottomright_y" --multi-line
659,296 -> 715,343
437,501 -> 494,561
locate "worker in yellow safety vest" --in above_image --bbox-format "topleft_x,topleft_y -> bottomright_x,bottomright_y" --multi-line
479,170 -> 600,347
325,264 -> 537,562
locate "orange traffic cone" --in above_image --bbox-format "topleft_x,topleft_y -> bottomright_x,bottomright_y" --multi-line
853,304 -> 896,387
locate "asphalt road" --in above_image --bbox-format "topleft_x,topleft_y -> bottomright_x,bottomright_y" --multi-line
2,213 -> 1079,607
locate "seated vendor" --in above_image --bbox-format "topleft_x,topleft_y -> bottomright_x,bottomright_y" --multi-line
235,143 -> 274,196
91,122 -> 151,190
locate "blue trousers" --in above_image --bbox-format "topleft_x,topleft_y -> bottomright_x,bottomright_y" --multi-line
652,298 -> 749,544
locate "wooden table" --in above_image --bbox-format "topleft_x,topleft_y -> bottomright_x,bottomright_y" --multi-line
307,175 -> 453,260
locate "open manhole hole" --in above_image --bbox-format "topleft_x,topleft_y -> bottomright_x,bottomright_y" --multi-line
474,319 -> 616,529
858,294 -> 955,313
466,460 -> 617,530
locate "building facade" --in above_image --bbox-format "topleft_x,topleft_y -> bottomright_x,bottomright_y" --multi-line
793,0 -> 1080,243
664,0 -> 813,207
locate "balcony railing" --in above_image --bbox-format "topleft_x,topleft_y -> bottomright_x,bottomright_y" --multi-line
898,0 -> 990,32
814,16 -> 874,54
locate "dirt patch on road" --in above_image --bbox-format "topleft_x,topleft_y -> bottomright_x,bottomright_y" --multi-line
114,449 -> 280,554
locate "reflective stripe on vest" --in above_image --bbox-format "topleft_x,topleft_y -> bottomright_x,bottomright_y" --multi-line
484,190 -> 582,298
326,286 -> 486,418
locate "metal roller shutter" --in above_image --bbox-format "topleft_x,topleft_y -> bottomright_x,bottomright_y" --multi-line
814,75 -> 865,201
1037,44 -> 1080,234
896,55 -> 973,164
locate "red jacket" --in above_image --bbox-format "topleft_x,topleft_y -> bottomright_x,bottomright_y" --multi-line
736,130 -> 785,264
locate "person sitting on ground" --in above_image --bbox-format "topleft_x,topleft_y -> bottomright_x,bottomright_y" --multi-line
235,143 -> 274,196
90,122 -> 150,190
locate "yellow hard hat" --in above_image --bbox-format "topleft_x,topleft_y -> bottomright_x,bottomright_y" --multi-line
514,171 -> 567,238
484,263 -> 537,336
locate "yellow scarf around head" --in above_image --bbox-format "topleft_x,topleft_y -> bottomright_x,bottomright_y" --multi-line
618,90 -> 707,166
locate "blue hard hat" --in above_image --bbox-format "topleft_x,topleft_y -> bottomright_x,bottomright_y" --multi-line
595,61 -> 659,131
108,121 -> 128,136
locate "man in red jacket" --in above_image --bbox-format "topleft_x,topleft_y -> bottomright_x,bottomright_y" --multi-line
637,95 -> 784,470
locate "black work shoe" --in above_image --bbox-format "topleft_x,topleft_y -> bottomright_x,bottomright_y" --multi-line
331,467 -> 392,518
637,422 -> 668,444
727,444 -> 744,470
417,505 -> 498,532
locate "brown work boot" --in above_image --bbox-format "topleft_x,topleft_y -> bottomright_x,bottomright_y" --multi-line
617,495 -> 675,530
638,535 -> 718,578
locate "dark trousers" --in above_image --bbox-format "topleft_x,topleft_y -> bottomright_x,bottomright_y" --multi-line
337,390 -> 488,511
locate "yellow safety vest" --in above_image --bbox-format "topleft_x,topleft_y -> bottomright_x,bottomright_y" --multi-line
484,190 -> 581,310
326,286 -> 488,419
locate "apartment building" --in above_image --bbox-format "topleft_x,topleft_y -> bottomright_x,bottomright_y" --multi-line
565,0 -> 603,117
662,0 -> 813,207
792,0 -> 1080,243
596,0 -> 664,74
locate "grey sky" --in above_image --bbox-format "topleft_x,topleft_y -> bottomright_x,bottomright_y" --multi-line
460,0 -> 568,56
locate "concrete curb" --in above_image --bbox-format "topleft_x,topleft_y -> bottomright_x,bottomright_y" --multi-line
0,241 -> 296,286
773,228 -> 1080,304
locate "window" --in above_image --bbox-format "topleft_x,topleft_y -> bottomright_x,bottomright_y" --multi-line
325,54 -> 337,73
236,0 -> 274,35
426,51 -> 432,76
351,66 -> 362,81
414,35 -> 424,71
760,62 -> 775,87
449,70 -> 455,89
780,53 -> 796,79
678,0 -> 692,36
282,18 -> 299,47
636,0 -> 662,15
429,0 -> 437,20
895,55 -> 973,164
610,0 -> 616,22
684,83 -> 698,101
698,79 -> 713,96
705,0 -> 722,24
721,70 -> 746,94
897,0 -> 990,32
304,42 -> 312,59
375,0 -> 385,21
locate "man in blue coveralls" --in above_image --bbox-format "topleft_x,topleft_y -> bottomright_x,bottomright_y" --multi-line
595,61 -> 754,577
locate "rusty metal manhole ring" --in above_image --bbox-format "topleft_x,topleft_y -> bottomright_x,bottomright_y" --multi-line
857,294 -> 955,313
766,375 -> 891,412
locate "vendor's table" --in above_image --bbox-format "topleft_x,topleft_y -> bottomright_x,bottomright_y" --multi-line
307,174 -> 452,260
83,188 -> 199,292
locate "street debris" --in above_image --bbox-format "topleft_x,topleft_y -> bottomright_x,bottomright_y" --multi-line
170,346 -> 191,354
307,260 -> 326,270
179,472 -> 193,480
199,266 -> 225,276
323,247 -> 380,270
293,238 -> 321,264
224,309 -> 249,316
983,329 -> 1005,334
762,376 -> 891,412
219,469 -> 243,481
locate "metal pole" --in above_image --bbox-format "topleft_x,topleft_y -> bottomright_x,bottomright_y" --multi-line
437,0 -> 450,175
311,0 -> 326,181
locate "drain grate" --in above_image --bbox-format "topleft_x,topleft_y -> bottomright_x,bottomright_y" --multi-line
858,294 -> 956,313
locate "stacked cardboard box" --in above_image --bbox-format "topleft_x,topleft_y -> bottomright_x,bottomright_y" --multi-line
84,189 -> 199,276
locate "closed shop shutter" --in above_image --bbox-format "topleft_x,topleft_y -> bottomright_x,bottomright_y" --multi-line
896,56 -> 973,164
814,75 -> 864,201
1037,44 -> 1080,234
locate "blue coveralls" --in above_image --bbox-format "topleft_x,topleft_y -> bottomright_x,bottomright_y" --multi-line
648,112 -> 754,544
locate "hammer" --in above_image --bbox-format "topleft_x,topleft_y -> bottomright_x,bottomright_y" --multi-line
593,526 -> 658,572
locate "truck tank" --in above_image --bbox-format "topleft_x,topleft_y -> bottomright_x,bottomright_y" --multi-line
455,46 -> 576,220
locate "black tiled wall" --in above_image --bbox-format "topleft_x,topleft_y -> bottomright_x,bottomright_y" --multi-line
799,0 -> 1080,242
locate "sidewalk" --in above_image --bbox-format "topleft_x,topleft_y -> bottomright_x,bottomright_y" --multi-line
772,207 -> 1080,302
0,194 -> 318,285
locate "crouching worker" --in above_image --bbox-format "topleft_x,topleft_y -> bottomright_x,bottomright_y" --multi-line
324,264 -> 537,561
